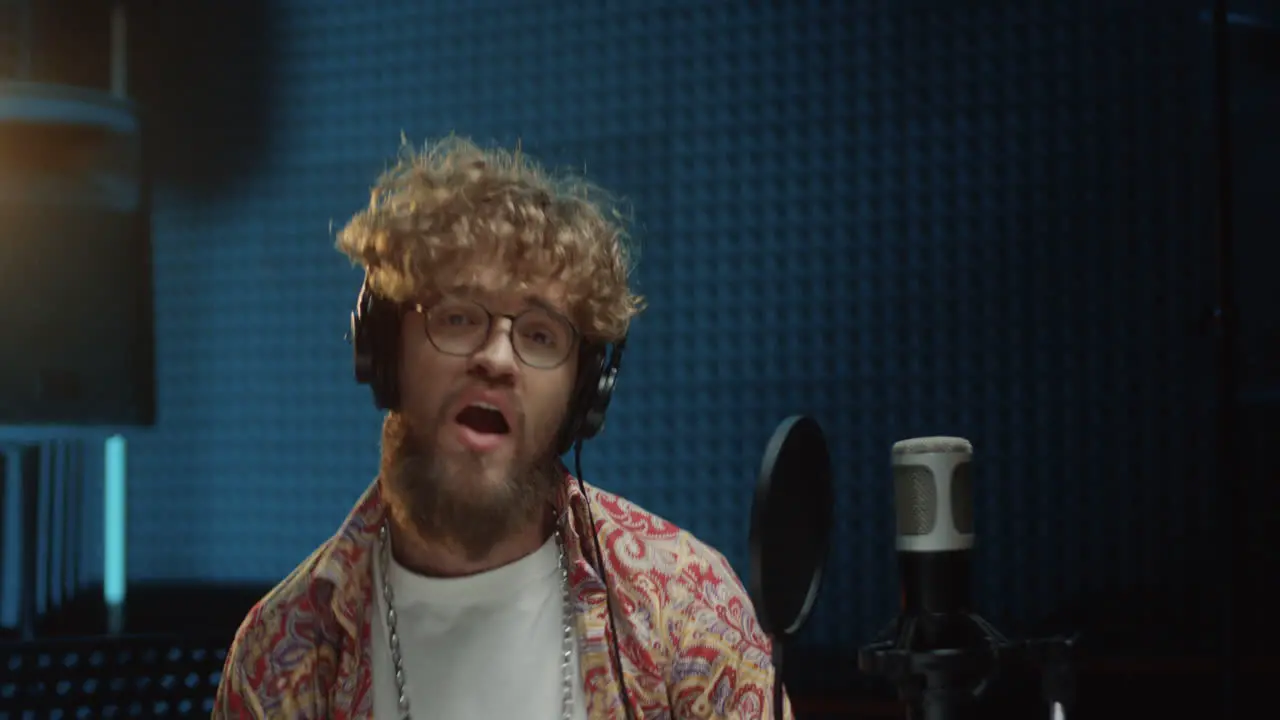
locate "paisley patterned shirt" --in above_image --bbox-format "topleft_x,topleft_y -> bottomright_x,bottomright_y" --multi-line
212,469 -> 793,719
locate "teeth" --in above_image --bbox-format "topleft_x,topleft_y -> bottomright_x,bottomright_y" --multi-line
471,402 -> 500,412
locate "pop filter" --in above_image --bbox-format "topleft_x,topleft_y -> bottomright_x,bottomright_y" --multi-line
748,415 -> 835,717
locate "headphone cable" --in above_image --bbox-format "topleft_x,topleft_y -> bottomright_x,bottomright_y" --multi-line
574,442 -> 638,720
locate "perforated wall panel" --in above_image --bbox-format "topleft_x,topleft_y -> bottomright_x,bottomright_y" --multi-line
111,0 -> 1219,658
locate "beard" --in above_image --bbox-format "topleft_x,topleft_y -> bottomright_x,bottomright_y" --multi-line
378,405 -> 561,564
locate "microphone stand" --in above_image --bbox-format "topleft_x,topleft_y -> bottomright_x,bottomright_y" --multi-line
859,613 -> 1077,720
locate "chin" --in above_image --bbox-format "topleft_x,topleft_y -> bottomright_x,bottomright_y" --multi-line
436,446 -> 516,491
461,460 -> 516,494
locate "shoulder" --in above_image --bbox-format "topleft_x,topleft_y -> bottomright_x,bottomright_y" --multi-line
585,486 -> 779,715
214,542 -> 344,717
585,484 -> 763,632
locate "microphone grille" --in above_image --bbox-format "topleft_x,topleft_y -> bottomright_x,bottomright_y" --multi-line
891,436 -> 972,456
894,466 -> 937,536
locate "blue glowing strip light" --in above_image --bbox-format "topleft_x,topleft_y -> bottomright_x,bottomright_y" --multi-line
103,435 -> 127,606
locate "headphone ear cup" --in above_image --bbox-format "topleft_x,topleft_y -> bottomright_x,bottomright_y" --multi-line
352,280 -> 401,412
352,283 -> 378,388
556,344 -> 606,455
352,307 -> 375,385
579,362 -> 617,441
370,299 -> 401,411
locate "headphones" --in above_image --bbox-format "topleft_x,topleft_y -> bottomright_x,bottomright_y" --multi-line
350,275 -> 625,456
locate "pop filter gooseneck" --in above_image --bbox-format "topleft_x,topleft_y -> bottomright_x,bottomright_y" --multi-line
748,415 -> 836,719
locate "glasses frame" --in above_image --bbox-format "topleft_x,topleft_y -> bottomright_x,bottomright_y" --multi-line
412,298 -> 581,369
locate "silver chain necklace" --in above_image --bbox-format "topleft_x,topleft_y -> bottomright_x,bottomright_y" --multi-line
378,521 -> 577,720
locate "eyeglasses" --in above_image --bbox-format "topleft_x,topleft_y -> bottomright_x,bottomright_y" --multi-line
414,298 -> 579,369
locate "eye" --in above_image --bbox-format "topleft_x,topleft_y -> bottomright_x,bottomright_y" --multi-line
523,327 -> 556,347
427,301 -> 487,335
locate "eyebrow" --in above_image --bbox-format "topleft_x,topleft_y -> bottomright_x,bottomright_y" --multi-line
444,284 -> 567,316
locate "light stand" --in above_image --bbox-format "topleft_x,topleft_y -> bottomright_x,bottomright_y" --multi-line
1206,0 -> 1242,715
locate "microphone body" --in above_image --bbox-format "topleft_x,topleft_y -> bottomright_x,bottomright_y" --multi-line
892,437 -> 985,720
892,436 -> 980,651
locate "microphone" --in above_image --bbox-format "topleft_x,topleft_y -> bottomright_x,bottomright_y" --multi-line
891,437 -> 983,653
860,436 -> 1079,720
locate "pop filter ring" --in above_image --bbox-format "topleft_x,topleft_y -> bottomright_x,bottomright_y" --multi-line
748,415 -> 834,639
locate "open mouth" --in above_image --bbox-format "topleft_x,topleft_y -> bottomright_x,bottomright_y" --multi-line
455,403 -> 511,436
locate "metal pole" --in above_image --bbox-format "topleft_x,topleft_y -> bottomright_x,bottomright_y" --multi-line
1208,1 -> 1241,716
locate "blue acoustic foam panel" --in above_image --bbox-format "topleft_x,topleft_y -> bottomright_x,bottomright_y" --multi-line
120,0 -> 1222,662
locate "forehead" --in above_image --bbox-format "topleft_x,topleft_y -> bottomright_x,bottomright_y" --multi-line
435,267 -> 570,315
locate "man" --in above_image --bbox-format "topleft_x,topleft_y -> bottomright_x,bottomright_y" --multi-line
213,138 -> 792,719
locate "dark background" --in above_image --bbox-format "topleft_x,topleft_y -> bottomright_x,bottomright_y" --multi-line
1,0 -> 1278,717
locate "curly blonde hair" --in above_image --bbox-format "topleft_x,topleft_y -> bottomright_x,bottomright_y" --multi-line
335,136 -> 645,343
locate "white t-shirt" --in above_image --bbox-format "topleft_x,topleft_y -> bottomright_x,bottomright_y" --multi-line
371,534 -> 589,720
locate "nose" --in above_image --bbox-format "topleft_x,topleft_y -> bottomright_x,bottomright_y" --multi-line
468,317 -> 519,382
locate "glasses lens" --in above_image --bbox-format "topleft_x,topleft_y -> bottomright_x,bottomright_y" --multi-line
426,300 -> 490,355
512,309 -> 575,368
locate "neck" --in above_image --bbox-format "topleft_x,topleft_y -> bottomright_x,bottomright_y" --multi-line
386,505 -> 556,578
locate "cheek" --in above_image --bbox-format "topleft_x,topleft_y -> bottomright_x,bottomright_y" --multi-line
399,344 -> 455,426
554,378 -> 580,429
401,381 -> 443,430
526,379 -> 576,439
